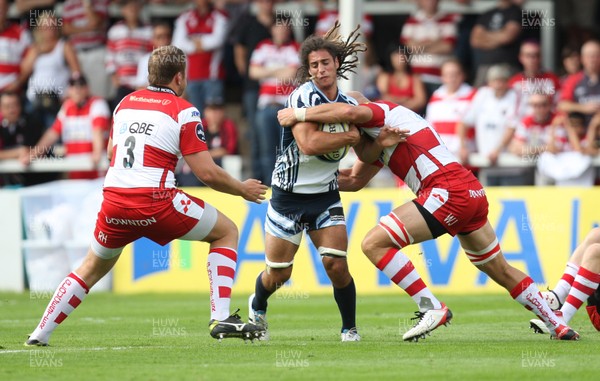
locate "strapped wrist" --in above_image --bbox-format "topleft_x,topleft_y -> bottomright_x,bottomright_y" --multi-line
294,108 -> 306,122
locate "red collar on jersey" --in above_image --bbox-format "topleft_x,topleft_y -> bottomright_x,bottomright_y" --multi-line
147,85 -> 177,96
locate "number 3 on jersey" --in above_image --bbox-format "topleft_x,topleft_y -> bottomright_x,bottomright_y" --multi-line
123,136 -> 136,168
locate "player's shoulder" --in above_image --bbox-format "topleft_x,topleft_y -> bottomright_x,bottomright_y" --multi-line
337,91 -> 358,105
288,81 -> 315,107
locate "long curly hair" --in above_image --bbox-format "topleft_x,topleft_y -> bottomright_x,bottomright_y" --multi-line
296,21 -> 367,84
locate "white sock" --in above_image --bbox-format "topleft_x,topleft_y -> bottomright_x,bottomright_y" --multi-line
30,272 -> 89,344
510,276 -> 564,334
552,262 -> 579,304
561,266 -> 600,323
207,247 -> 237,321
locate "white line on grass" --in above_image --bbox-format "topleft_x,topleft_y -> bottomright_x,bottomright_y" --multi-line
0,345 -> 177,354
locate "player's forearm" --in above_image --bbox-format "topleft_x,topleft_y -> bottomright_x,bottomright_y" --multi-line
342,160 -> 380,191
303,103 -> 371,125
199,164 -> 243,196
353,135 -> 383,164
299,131 -> 357,156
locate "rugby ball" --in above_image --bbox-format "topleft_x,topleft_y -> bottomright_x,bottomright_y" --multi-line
317,122 -> 351,162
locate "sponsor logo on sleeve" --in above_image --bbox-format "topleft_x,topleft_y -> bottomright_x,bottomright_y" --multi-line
196,123 -> 206,142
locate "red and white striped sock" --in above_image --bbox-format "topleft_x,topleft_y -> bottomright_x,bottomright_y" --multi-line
376,248 -> 442,312
207,247 -> 237,321
30,272 -> 89,344
552,262 -> 579,304
561,266 -> 600,323
510,276 -> 563,332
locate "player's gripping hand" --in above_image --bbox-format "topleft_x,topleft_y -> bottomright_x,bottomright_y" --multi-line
376,126 -> 410,148
240,179 -> 268,204
277,108 -> 296,127
348,125 -> 362,146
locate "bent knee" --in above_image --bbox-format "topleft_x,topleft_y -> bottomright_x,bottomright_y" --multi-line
266,267 -> 292,286
588,243 -> 600,259
221,217 -> 239,241
361,232 -> 379,255
587,228 -> 600,245
322,256 -> 348,275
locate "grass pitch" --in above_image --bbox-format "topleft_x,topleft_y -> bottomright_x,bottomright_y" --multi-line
0,292 -> 597,381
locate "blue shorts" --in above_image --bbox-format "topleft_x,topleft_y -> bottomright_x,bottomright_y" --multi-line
265,186 -> 346,245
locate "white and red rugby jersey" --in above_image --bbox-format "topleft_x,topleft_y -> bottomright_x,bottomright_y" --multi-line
104,86 -> 207,191
358,101 -> 476,194
0,23 -> 31,91
250,38 -> 300,108
51,96 -> 110,155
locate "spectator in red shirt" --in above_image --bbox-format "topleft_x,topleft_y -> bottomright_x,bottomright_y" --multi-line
509,40 -> 561,119
173,0 -> 228,115
62,0 -> 110,98
400,0 -> 460,96
106,0 -> 153,107
559,40 -> 600,125
376,46 -> 427,113
21,73 -> 110,179
0,0 -> 32,93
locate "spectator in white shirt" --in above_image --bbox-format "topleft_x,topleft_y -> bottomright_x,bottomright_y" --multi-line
457,64 -> 522,185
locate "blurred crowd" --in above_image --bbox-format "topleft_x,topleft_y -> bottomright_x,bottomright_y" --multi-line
1,0 -> 599,188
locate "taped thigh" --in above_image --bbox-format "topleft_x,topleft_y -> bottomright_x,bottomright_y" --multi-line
91,239 -> 124,259
378,212 -> 414,249
318,246 -> 347,258
265,258 -> 294,269
464,238 -> 501,266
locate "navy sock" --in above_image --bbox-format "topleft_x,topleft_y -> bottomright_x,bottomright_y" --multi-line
334,277 -> 356,331
252,272 -> 274,311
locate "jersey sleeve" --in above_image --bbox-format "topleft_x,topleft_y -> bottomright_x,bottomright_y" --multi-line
179,106 -> 208,156
560,73 -> 582,102
90,98 -> 111,131
356,103 -> 386,128
286,86 -> 309,108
